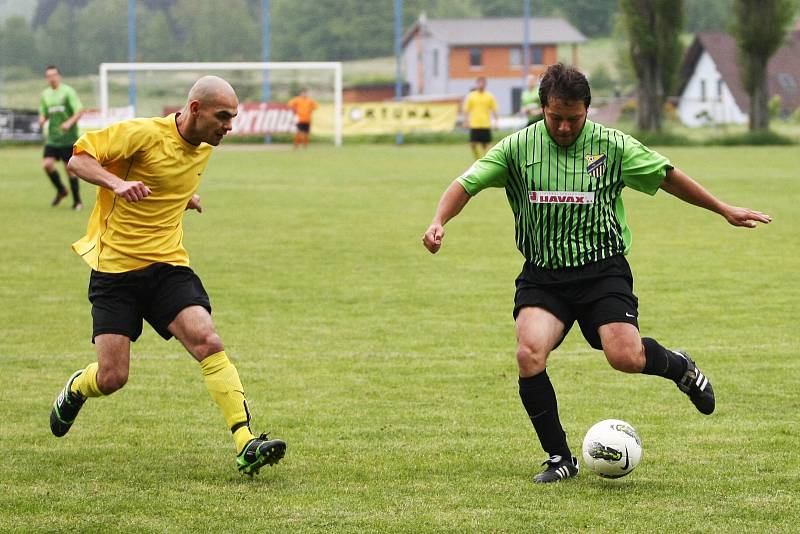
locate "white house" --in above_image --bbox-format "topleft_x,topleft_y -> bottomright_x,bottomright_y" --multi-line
677,32 -> 800,127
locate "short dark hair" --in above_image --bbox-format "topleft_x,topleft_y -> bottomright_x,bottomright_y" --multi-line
538,63 -> 591,108
45,65 -> 60,73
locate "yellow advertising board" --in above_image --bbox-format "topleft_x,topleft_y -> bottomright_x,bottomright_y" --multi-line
313,101 -> 458,135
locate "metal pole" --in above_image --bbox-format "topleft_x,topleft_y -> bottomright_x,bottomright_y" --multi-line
334,63 -> 342,147
128,0 -> 137,113
523,0 -> 530,76
262,0 -> 271,143
394,0 -> 404,145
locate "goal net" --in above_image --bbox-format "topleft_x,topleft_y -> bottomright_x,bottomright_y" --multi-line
97,62 -> 343,145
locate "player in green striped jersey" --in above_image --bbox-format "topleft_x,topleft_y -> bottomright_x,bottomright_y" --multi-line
422,64 -> 772,484
39,65 -> 84,209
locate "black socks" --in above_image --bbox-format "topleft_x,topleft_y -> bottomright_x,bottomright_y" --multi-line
519,371 -> 571,459
47,170 -> 66,193
641,337 -> 687,382
68,176 -> 81,204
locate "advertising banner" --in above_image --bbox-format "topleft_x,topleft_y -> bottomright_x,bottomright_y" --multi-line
314,101 -> 458,135
0,109 -> 42,141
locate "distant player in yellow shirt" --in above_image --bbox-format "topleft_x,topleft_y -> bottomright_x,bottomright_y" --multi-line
463,77 -> 498,159
49,75 -> 286,477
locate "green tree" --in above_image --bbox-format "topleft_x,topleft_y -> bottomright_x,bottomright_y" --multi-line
171,0 -> 260,61
137,8 -> 181,62
75,0 -> 127,73
0,16 -> 39,73
684,0 -> 733,32
559,0 -> 618,36
732,0 -> 797,131
619,0 -> 684,131
36,2 -> 81,75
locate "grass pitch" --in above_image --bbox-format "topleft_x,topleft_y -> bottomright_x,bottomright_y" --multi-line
0,143 -> 798,532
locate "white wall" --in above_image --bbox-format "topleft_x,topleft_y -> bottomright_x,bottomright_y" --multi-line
678,51 -> 748,127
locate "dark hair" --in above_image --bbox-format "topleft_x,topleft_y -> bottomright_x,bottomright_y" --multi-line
45,65 -> 60,73
538,63 -> 591,108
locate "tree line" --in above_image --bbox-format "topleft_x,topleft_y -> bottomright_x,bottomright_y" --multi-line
2,0 -> 736,78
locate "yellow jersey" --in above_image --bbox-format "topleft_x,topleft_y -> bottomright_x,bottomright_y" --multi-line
71,113 -> 213,273
464,90 -> 498,129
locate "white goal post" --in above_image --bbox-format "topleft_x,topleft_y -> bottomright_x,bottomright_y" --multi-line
99,61 -> 343,146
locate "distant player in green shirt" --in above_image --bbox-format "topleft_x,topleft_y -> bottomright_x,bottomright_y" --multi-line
39,65 -> 84,210
520,73 -> 542,126
422,64 -> 772,484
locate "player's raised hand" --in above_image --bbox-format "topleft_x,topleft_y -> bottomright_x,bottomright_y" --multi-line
723,206 -> 772,228
186,194 -> 202,213
114,180 -> 152,202
422,223 -> 445,253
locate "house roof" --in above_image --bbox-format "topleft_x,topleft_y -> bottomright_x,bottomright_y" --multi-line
679,31 -> 800,113
403,17 -> 586,48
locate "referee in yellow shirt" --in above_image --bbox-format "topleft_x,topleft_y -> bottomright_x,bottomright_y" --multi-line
463,76 -> 498,159
49,76 -> 285,477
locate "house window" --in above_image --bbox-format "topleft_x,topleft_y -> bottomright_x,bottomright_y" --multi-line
510,47 -> 522,67
777,73 -> 798,92
700,79 -> 706,102
717,79 -> 723,99
469,47 -> 482,67
531,46 -> 543,65
433,49 -> 439,77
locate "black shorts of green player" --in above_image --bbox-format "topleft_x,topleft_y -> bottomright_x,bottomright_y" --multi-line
514,255 -> 638,350
88,263 -> 211,342
469,128 -> 491,144
43,144 -> 74,163
422,63 -> 771,483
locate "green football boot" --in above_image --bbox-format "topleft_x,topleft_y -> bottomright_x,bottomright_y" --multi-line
236,433 -> 286,476
50,370 -> 86,437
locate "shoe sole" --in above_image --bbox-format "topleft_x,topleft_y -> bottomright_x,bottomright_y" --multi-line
239,440 -> 286,477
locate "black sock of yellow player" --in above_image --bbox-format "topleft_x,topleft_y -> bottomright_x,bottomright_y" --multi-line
70,362 -> 104,398
200,351 -> 255,453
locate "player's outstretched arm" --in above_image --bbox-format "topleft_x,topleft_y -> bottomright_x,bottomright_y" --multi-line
422,180 -> 471,254
660,167 -> 772,228
67,153 -> 152,203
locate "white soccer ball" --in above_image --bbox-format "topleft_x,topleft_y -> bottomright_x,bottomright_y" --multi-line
581,419 -> 643,478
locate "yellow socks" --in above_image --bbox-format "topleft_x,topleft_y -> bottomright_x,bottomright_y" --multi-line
70,362 -> 104,398
200,351 -> 255,452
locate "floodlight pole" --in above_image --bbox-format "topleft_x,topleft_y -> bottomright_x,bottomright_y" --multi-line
394,0 -> 404,145
128,0 -> 137,113
523,0 -> 530,76
262,0 -> 272,144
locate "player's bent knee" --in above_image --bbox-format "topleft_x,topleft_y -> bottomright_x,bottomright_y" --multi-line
97,367 -> 129,394
516,344 -> 548,375
604,345 -> 644,373
195,331 -> 224,359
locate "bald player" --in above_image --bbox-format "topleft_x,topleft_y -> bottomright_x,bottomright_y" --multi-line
49,76 -> 286,476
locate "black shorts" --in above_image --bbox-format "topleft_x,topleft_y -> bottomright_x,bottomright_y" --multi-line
88,263 -> 212,342
469,128 -> 491,143
514,255 -> 639,350
43,144 -> 74,162
297,122 -> 310,133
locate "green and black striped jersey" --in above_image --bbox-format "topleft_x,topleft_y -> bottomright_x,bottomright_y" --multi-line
457,119 -> 672,268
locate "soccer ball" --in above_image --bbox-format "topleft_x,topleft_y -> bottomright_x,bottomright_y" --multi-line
581,419 -> 643,479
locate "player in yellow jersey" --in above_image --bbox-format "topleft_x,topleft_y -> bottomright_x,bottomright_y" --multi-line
49,75 -> 285,476
463,77 -> 498,159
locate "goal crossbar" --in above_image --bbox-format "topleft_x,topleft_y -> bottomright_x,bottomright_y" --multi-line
99,61 -> 343,146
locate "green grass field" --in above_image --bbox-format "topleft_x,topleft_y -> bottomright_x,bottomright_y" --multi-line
1,143 -> 798,532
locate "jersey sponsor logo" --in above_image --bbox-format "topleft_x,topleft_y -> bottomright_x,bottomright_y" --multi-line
48,105 -> 66,114
585,154 -> 607,178
529,190 -> 595,204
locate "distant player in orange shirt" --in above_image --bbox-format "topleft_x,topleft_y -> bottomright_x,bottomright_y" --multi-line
287,88 -> 318,148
